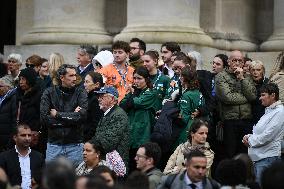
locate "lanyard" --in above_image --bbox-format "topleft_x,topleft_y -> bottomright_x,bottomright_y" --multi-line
153,70 -> 162,88
113,63 -> 128,87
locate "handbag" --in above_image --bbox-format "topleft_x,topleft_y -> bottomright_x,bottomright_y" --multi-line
106,150 -> 126,177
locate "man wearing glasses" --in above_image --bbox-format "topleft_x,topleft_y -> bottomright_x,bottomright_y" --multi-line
129,38 -> 146,69
215,50 -> 256,158
135,142 -> 162,189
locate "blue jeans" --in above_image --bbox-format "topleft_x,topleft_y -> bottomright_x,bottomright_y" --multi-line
254,156 -> 281,184
46,143 -> 83,167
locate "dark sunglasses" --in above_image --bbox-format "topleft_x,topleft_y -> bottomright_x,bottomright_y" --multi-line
25,63 -> 35,68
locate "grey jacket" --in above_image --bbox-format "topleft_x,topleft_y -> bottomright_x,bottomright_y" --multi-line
157,170 -> 220,189
146,167 -> 163,189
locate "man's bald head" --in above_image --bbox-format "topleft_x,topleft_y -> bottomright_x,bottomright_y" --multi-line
229,50 -> 243,60
228,50 -> 244,72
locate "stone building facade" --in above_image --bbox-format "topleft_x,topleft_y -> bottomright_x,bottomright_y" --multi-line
4,0 -> 283,75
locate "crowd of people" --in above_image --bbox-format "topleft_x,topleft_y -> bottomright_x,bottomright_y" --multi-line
0,38 -> 284,189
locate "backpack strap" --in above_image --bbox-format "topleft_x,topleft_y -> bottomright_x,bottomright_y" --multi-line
164,174 -> 178,189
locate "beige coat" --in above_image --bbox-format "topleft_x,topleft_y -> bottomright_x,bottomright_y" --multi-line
163,141 -> 214,176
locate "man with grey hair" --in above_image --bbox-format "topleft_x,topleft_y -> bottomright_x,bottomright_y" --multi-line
76,44 -> 97,80
40,64 -> 88,166
1,53 -> 23,87
91,86 -> 129,170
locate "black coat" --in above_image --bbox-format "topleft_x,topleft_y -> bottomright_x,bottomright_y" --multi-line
40,85 -> 88,144
0,149 -> 44,186
0,89 -> 17,151
83,90 -> 103,142
16,84 -> 42,131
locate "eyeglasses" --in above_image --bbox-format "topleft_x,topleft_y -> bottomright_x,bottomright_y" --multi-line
230,58 -> 244,64
135,154 -> 148,159
26,63 -> 35,68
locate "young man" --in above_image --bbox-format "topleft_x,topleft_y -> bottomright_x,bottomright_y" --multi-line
159,42 -> 181,78
99,41 -> 134,102
0,124 -> 44,189
129,38 -> 146,69
40,64 -> 88,166
135,142 -> 163,189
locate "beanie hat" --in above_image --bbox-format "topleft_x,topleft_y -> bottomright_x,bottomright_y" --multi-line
19,67 -> 38,87
93,50 -> 114,67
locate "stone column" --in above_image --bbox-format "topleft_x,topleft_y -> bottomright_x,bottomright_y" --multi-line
260,0 -> 284,51
114,0 -> 213,46
200,0 -> 257,51
20,0 -> 112,45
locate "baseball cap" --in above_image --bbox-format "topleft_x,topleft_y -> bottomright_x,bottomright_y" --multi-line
95,86 -> 119,98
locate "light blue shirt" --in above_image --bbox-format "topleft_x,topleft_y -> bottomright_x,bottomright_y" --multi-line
248,100 -> 284,161
184,172 -> 203,189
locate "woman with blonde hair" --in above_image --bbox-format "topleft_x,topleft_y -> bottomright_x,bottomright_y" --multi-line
48,53 -> 65,85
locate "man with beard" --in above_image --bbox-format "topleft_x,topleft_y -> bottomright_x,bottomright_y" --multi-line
40,64 -> 88,166
0,124 -> 44,189
159,42 -> 181,79
129,38 -> 146,69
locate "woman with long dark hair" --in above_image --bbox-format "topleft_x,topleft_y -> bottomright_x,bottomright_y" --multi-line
120,66 -> 160,172
164,119 -> 214,176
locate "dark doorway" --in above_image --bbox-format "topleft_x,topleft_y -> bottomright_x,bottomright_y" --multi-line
0,0 -> 16,53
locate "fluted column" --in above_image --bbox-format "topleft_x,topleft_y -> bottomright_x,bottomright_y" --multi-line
260,0 -> 284,51
114,0 -> 213,46
200,0 -> 257,51
20,0 -> 112,45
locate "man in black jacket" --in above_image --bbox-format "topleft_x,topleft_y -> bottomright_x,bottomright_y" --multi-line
0,124 -> 44,189
40,64 -> 88,166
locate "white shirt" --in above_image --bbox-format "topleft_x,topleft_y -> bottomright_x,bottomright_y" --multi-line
15,146 -> 32,189
248,100 -> 284,161
164,64 -> 175,78
184,172 -> 203,189
78,63 -> 91,74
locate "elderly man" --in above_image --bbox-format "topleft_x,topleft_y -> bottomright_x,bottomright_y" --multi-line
0,124 -> 44,189
243,83 -> 284,183
215,50 -> 256,158
40,64 -> 88,166
91,86 -> 129,170
157,150 -> 219,189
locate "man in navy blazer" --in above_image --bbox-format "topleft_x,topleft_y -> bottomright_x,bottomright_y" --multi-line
0,123 -> 44,189
76,44 -> 96,81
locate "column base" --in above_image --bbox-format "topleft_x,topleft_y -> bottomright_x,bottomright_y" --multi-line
20,28 -> 113,45
260,35 -> 284,51
114,26 -> 213,47
212,39 -> 258,51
